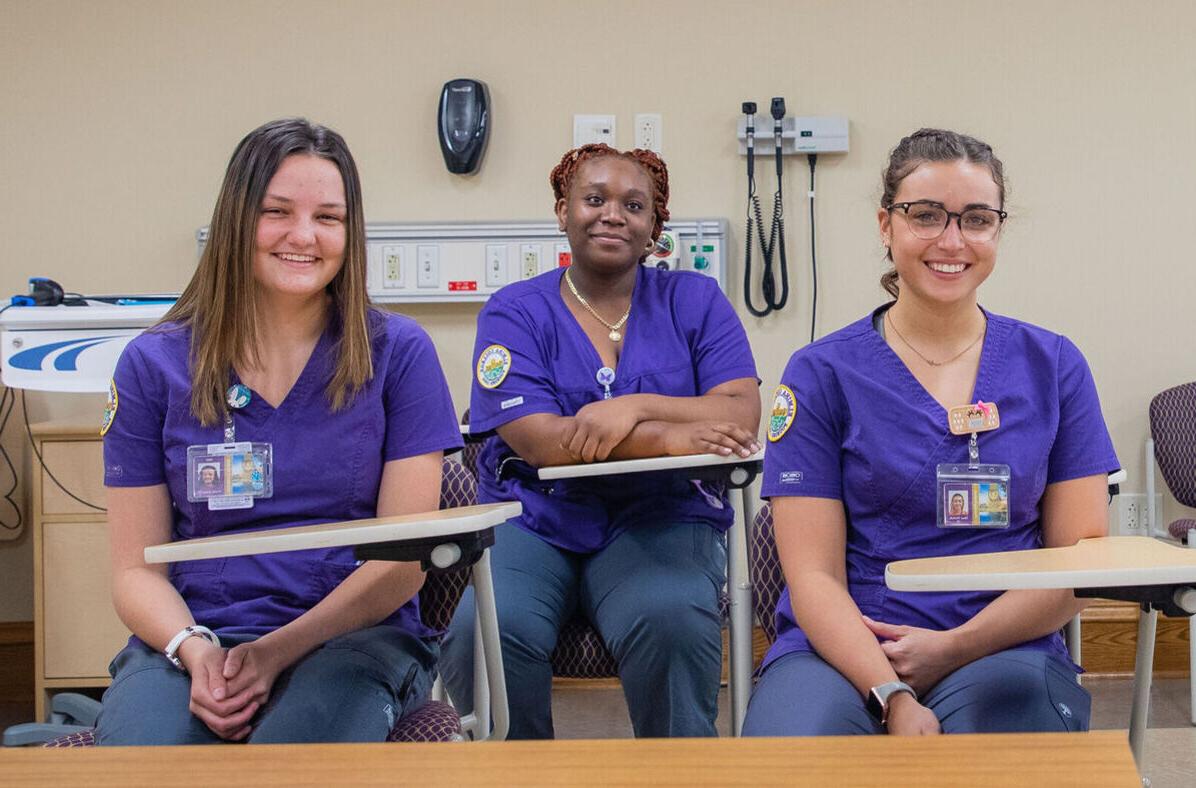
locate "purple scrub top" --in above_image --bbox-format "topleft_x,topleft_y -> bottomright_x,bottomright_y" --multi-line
760,307 -> 1119,671
470,266 -> 758,554
103,310 -> 463,639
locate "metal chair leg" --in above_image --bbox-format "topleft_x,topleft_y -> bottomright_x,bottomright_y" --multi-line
1129,607 -> 1157,769
728,485 -> 755,736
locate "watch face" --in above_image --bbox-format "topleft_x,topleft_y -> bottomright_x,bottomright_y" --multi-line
866,687 -> 886,722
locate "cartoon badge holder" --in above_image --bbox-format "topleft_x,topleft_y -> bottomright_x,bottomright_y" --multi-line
186,384 -> 274,510
936,401 -> 1009,529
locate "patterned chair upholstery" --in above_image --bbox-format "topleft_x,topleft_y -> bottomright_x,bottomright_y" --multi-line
1149,382 -> 1196,541
748,502 -> 784,645
39,457 -> 479,748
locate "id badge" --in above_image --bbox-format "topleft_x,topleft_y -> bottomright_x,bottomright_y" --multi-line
187,442 -> 274,510
936,463 -> 1010,529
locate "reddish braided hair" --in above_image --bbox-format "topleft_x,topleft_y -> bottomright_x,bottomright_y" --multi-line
549,143 -> 671,240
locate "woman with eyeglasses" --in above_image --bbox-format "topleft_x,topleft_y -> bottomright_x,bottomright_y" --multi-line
744,129 -> 1119,736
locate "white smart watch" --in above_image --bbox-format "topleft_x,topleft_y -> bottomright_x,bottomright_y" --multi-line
866,680 -> 917,725
163,625 -> 221,672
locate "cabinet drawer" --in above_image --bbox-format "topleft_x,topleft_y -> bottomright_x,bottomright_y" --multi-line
41,440 -> 107,515
42,521 -> 129,678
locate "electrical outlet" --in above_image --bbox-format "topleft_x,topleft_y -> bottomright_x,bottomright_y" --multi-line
382,245 -> 403,288
1115,493 -> 1146,535
520,244 -> 541,279
634,113 -> 662,152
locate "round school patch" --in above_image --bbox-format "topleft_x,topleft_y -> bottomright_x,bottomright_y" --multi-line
767,385 -> 797,442
476,344 -> 512,389
99,378 -> 118,436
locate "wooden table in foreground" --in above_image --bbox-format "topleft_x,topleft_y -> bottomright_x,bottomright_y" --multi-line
0,731 -> 1138,787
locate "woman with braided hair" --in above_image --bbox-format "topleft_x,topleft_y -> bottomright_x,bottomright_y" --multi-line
442,143 -> 760,738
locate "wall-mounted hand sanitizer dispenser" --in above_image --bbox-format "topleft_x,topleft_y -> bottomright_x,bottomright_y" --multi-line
438,78 -> 490,175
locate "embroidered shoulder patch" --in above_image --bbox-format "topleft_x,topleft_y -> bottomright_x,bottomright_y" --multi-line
477,345 -> 512,389
99,378 -> 118,436
767,385 -> 797,442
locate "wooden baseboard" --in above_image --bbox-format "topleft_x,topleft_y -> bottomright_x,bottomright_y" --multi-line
0,621 -> 34,705
1080,600 -> 1191,676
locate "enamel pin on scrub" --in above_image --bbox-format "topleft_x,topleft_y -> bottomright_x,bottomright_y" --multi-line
937,400 -> 1010,528
185,383 -> 274,510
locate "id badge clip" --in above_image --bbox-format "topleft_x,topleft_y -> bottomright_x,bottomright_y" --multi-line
948,402 -> 999,436
187,442 -> 274,510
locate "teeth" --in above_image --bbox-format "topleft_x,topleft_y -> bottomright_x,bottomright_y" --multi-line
277,253 -> 316,263
928,262 -> 965,274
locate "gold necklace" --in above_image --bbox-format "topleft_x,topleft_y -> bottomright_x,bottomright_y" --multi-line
564,268 -> 630,342
886,309 -> 986,367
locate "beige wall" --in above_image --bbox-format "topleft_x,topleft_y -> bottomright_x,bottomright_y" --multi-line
2,0 -> 1193,620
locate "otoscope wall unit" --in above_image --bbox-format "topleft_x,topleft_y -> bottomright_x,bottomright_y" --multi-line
736,115 -> 849,155
197,220 -> 728,304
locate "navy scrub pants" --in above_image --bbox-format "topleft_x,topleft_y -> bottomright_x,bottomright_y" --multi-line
440,520 -> 726,739
95,625 -> 437,745
742,648 -> 1090,736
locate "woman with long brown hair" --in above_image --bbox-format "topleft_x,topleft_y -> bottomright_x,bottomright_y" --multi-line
96,118 -> 462,744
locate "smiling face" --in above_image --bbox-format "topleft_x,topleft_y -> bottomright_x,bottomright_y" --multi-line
253,154 -> 347,305
878,159 -> 1002,308
555,156 -> 655,273
199,466 -> 217,485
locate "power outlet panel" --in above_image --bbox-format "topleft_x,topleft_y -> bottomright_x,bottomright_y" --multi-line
634,113 -> 662,152
520,244 -> 542,280
1112,493 -> 1165,535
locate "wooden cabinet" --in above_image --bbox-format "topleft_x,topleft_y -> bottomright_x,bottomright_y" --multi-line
31,422 -> 129,719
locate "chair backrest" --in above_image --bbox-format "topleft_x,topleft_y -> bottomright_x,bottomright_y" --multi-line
1150,382 -> 1196,508
418,457 -> 478,632
748,502 -> 785,644
460,408 -> 482,481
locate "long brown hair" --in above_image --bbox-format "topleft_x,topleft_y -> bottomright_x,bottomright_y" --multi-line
879,128 -> 1007,299
162,118 -> 372,426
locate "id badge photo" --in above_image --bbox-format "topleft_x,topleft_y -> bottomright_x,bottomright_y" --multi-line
186,442 -> 274,510
936,463 -> 1011,529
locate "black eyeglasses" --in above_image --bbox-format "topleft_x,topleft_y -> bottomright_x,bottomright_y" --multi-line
887,200 -> 1007,243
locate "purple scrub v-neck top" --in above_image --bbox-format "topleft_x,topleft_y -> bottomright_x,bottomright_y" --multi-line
470,266 -> 758,554
103,310 -> 463,639
760,307 -> 1119,671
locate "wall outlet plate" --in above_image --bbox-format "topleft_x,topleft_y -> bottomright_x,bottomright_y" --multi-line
634,113 -> 662,152
574,114 -> 615,147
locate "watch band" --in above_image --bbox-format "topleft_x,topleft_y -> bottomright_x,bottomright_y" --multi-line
866,680 -> 917,725
164,625 -> 221,672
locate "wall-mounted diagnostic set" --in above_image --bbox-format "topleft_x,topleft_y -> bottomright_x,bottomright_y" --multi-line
737,101 -> 848,340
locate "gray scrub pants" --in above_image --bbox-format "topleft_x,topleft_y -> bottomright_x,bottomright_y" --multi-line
742,648 -> 1090,736
95,625 -> 437,745
440,520 -> 726,739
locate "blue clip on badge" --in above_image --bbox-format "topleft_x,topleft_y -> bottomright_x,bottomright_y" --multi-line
596,367 -> 615,400
226,384 -> 252,410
